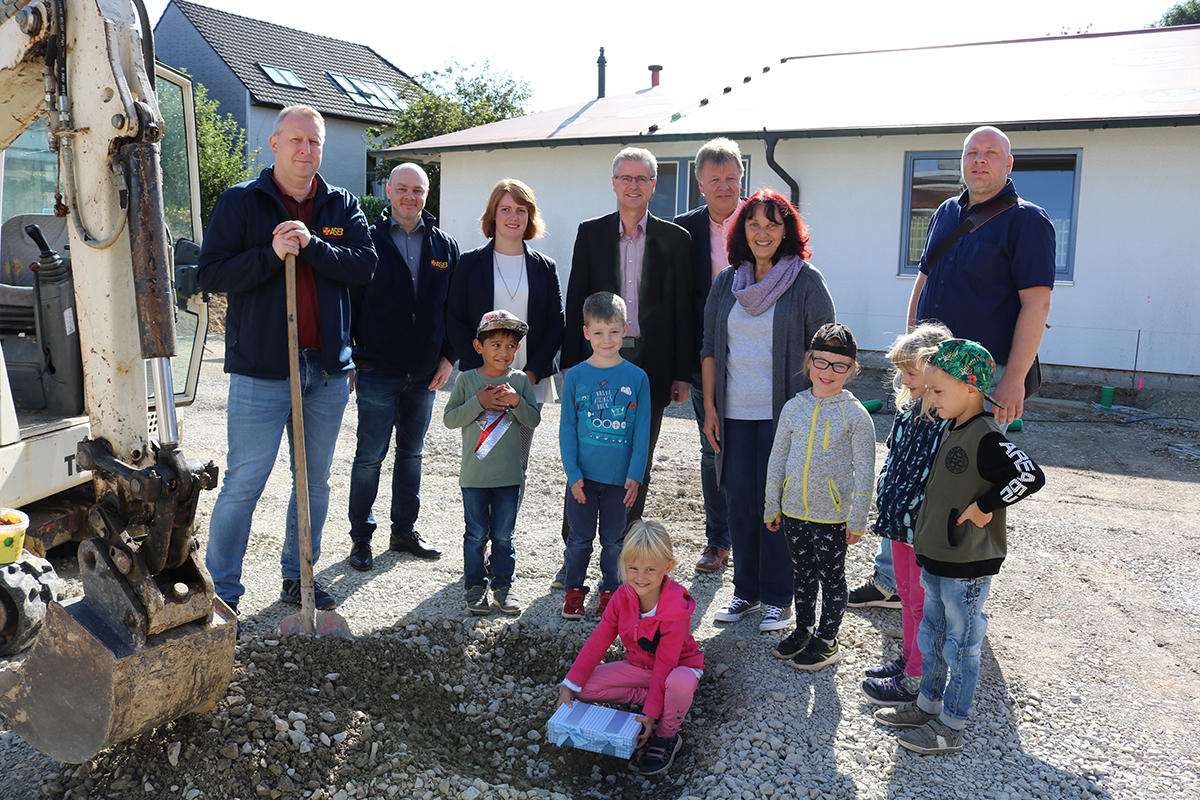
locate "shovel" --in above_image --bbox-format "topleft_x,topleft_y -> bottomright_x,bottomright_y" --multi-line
279,253 -> 351,638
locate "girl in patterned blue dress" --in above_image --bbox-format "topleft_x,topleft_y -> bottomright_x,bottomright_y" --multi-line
860,322 -> 952,706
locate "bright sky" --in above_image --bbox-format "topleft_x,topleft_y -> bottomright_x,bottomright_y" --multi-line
145,0 -> 1179,112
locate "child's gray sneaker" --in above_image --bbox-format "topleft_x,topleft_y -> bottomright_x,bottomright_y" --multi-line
898,719 -> 965,755
874,701 -> 937,729
492,587 -> 522,616
465,585 -> 490,616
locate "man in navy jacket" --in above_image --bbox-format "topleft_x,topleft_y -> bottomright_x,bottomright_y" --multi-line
198,105 -> 376,613
345,163 -> 460,571
673,138 -> 745,574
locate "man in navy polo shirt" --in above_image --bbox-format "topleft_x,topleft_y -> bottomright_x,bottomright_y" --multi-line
908,125 -> 1054,426
850,125 -> 1054,611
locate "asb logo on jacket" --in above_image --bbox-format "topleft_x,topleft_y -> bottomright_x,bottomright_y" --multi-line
430,259 -> 449,270
322,226 -> 344,238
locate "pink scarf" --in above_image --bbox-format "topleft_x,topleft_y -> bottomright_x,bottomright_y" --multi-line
730,254 -> 803,316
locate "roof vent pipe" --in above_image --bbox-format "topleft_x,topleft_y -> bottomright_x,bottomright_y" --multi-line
649,64 -> 662,88
597,48 -> 606,99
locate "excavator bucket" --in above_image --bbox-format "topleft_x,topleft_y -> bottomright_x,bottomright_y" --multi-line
0,541 -> 236,763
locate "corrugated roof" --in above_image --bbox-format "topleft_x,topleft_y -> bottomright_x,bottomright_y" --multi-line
162,0 -> 422,125
376,25 -> 1200,158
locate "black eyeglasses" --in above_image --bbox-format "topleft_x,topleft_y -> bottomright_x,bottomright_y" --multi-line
615,175 -> 653,186
811,356 -> 853,374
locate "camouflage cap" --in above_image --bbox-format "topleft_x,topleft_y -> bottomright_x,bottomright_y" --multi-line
929,339 -> 1005,410
476,309 -> 529,339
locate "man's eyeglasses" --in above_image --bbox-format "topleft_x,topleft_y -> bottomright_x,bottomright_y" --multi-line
615,175 -> 653,186
811,356 -> 853,374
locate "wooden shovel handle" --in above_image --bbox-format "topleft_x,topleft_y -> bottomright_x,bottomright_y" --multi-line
284,253 -> 315,634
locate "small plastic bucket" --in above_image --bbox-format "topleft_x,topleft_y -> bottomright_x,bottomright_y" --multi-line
0,508 -> 30,564
1100,386 -> 1115,408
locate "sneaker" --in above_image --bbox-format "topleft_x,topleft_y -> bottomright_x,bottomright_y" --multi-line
639,734 -> 682,776
773,628 -> 811,659
847,580 -> 901,609
465,585 -> 490,616
713,596 -> 761,623
492,587 -> 521,616
865,656 -> 906,679
861,674 -> 920,706
280,579 -> 336,611
873,701 -> 937,730
562,587 -> 586,620
596,589 -> 615,618
898,720 -> 965,755
550,570 -> 566,590
789,637 -> 842,671
758,604 -> 792,632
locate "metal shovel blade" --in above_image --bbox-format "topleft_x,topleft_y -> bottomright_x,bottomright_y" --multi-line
280,608 -> 351,637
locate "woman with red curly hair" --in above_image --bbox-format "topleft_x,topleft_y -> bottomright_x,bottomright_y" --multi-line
701,189 -> 836,634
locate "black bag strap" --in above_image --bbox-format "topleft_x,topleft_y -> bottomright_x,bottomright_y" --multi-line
924,193 -> 1019,270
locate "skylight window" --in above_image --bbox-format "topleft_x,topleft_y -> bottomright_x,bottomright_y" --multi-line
327,72 -> 406,111
259,64 -> 306,88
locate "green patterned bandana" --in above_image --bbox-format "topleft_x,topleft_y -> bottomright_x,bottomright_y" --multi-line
930,339 -> 1005,410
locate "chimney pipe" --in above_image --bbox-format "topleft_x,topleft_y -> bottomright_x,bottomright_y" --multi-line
597,48 -> 606,99
649,64 -> 662,88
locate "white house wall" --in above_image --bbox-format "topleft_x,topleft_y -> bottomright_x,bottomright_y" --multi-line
438,126 -> 1199,376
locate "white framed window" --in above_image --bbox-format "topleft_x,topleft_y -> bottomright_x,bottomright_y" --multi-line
899,149 -> 1081,280
327,73 -> 407,111
259,63 -> 305,89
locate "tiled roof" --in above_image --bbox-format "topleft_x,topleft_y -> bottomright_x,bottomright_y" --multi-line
163,0 -> 422,125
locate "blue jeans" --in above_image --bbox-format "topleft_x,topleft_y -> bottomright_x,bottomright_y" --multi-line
205,352 -> 350,604
691,375 -> 730,551
348,370 -> 436,542
873,538 -> 898,595
722,418 -> 793,607
564,480 -> 627,592
461,486 -> 519,590
917,573 -> 992,727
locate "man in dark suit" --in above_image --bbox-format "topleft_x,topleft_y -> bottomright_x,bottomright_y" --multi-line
673,138 -> 745,573
562,146 -> 694,525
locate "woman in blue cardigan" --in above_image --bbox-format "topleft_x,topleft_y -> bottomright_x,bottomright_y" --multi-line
447,179 -> 565,484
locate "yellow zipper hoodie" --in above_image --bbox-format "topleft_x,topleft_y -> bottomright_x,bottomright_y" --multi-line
764,388 -> 876,534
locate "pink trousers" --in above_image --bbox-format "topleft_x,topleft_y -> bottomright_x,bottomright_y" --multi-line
577,661 -> 699,739
892,541 -> 924,677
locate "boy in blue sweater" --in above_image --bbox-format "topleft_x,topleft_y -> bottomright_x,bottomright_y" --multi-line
560,293 -> 652,620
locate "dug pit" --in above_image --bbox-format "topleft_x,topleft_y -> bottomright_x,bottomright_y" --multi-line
42,620 -> 728,800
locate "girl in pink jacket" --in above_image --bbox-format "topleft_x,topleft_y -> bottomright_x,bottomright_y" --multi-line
556,520 -> 704,776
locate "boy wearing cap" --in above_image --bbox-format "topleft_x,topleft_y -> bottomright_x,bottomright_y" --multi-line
560,292 -> 652,620
444,310 -> 541,616
876,338 -> 1045,754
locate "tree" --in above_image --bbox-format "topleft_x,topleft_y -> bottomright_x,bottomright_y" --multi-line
1150,0 -> 1200,26
193,80 -> 260,228
368,61 -> 532,217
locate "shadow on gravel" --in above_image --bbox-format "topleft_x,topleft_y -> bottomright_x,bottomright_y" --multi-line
875,637 -> 1113,800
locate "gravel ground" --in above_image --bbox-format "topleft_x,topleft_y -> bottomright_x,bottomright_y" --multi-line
2,338 -> 1200,800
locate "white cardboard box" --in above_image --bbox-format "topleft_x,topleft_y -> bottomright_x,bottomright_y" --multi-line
546,702 -> 642,759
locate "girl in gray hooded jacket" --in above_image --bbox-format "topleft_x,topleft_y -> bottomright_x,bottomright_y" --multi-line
765,323 -> 875,672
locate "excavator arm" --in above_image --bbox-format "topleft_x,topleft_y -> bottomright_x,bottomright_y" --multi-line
0,0 -> 235,763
